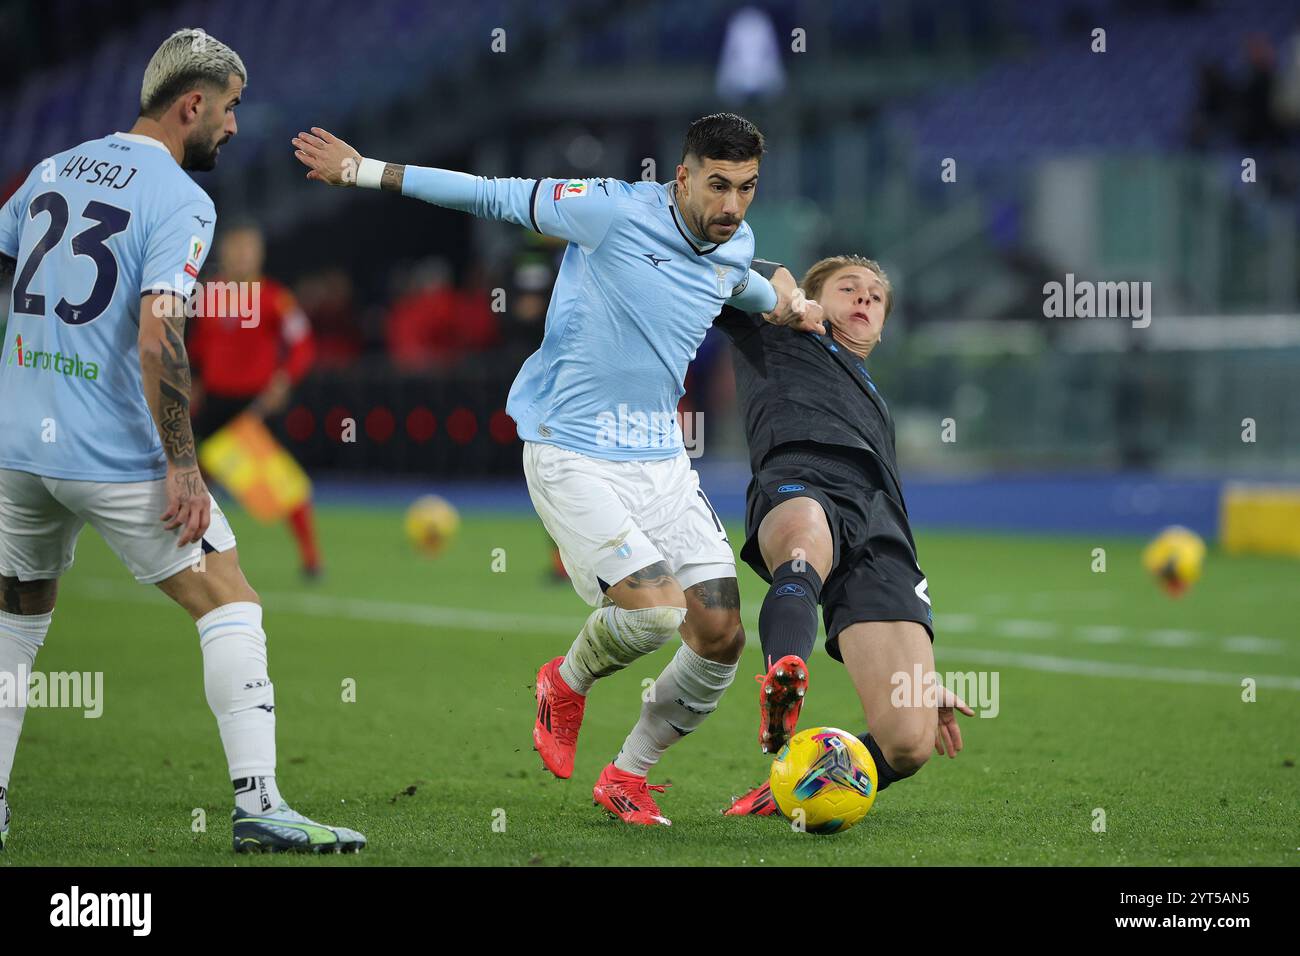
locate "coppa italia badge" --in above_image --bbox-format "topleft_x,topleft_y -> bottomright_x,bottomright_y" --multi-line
553,179 -> 588,200
184,235 -> 204,278
8,334 -> 101,381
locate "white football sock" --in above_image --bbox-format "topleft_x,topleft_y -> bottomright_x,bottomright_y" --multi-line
0,609 -> 51,803
196,602 -> 279,797
558,604 -> 687,695
233,774 -> 284,815
614,641 -> 737,776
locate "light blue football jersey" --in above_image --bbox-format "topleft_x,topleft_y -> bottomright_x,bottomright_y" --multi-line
0,132 -> 217,481
401,169 -> 776,460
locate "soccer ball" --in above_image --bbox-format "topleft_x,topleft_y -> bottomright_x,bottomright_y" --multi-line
404,495 -> 460,557
769,727 -> 878,834
1141,525 -> 1206,596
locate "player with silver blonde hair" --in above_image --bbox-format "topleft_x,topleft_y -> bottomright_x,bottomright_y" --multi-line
136,28 -> 247,171
0,30 -> 364,853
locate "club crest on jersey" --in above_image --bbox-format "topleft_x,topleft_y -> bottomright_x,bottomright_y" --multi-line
554,180 -> 588,200
714,265 -> 730,297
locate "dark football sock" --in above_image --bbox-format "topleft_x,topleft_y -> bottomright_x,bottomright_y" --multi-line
859,732 -> 906,791
757,561 -> 823,669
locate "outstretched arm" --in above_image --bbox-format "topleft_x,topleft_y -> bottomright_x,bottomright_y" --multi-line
291,128 -> 400,191
291,127 -> 616,248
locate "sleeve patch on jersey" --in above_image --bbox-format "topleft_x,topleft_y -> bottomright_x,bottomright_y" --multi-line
554,179 -> 588,200
183,234 -> 204,278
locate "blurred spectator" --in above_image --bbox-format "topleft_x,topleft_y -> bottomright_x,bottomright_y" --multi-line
1187,61 -> 1236,149
385,257 -> 499,370
1238,34 -> 1283,147
295,268 -> 363,367
716,7 -> 785,103
1276,20 -> 1300,132
498,234 -> 563,366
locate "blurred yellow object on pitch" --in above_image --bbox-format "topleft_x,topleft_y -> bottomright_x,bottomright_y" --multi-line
1142,526 -> 1206,596
405,495 -> 460,557
1219,484 -> 1300,558
198,413 -> 311,523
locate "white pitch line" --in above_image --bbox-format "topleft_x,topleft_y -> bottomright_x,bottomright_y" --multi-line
1143,629 -> 1202,647
937,647 -> 1300,692
934,613 -> 978,631
1221,635 -> 1285,655
64,578 -> 1300,692
1075,625 -> 1129,643
72,577 -> 582,634
994,619 -> 1059,639
1024,591 -> 1117,612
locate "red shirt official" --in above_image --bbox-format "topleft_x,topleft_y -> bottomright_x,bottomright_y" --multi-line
190,276 -> 316,398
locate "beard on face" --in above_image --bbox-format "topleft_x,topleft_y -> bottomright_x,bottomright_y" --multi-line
689,209 -> 739,243
181,125 -> 227,171
708,217 -> 739,238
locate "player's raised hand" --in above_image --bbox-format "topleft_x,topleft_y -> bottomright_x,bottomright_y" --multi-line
162,463 -> 212,548
291,127 -> 362,186
934,685 -> 975,758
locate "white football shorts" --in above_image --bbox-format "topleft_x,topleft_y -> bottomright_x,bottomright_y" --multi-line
522,441 -> 735,607
0,467 -> 237,585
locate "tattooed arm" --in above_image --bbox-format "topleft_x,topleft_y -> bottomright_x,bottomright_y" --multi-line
139,292 -> 211,547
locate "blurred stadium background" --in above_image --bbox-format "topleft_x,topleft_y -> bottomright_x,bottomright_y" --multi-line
2,0 -> 1298,540
3,0 -> 1299,868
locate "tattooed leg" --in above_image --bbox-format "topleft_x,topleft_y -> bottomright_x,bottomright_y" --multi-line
613,575 -> 743,776
682,577 -> 744,664
0,577 -> 58,616
605,560 -> 682,609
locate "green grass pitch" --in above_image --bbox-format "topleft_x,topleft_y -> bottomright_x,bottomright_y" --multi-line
2,504 -> 1296,866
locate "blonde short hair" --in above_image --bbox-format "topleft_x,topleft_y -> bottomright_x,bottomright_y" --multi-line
801,255 -> 893,317
140,28 -> 246,117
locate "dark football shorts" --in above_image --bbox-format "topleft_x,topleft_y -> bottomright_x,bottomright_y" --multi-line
739,442 -> 934,663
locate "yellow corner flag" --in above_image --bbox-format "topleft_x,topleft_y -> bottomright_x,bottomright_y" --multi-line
198,413 -> 311,523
